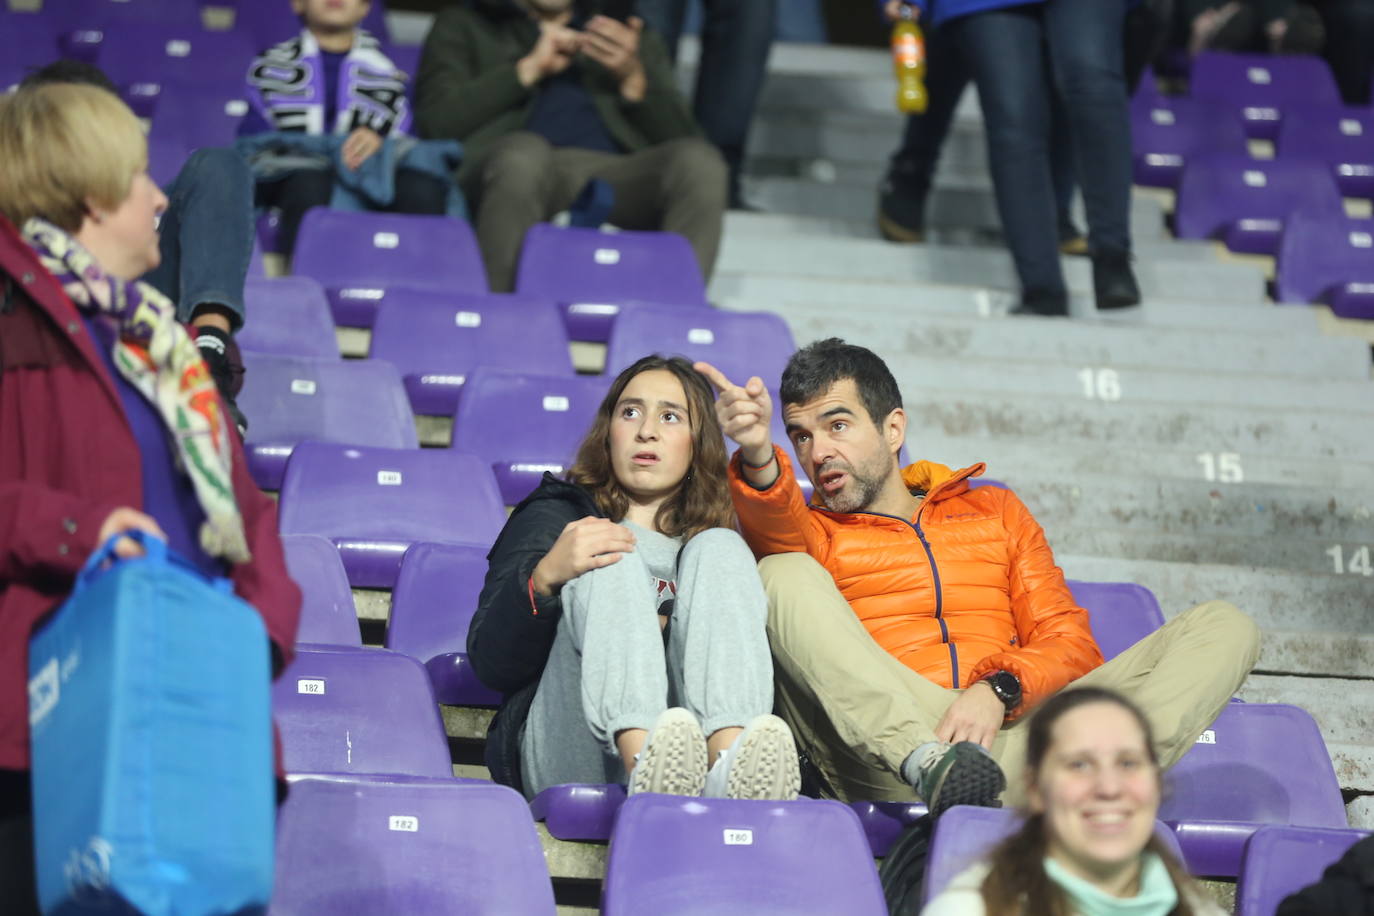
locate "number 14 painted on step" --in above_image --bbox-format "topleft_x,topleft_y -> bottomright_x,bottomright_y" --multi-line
1326,545 -> 1373,576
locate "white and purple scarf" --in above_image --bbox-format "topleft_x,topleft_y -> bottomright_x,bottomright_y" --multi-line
246,28 -> 411,137
22,219 -> 251,564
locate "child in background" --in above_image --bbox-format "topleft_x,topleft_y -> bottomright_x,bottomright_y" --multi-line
240,0 -> 450,255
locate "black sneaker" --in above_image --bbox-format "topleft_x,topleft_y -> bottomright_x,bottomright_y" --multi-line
877,160 -> 929,243
912,741 -> 1007,817
1092,249 -> 1142,310
196,327 -> 249,436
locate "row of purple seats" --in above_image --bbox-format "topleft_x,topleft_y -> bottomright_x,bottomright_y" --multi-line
1184,51 -> 1344,141
1236,825 -> 1371,916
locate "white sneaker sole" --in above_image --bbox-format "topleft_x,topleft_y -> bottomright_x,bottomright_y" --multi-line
724,715 -> 801,801
629,708 -> 708,797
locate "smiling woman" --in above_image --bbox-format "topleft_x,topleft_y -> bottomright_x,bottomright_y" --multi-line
467,355 -> 801,804
922,687 -> 1225,916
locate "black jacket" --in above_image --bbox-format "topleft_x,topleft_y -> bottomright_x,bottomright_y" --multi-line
1277,835 -> 1374,916
468,472 -> 603,792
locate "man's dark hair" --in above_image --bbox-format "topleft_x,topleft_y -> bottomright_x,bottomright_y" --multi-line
779,338 -> 903,428
20,60 -> 120,96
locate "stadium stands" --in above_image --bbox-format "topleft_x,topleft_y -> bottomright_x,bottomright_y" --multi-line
604,302 -> 797,386
1235,825 -> 1372,916
240,277 -> 342,359
1189,51 -> 1344,140
281,534 -> 362,648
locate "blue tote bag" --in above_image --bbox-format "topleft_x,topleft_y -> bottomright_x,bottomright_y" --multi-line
27,532 -> 274,915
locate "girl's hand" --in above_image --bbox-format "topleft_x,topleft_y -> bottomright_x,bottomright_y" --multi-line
531,517 -> 636,595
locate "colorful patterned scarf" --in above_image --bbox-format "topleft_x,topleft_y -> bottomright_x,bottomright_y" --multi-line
22,218 -> 251,564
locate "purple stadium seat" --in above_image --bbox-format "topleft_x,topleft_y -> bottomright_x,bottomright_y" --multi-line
1276,106 -> 1374,200
235,0 -> 390,50
604,303 -> 797,390
44,0 -> 203,28
0,12 -> 62,80
146,132 -> 190,188
97,26 -> 257,103
270,775 -> 556,916
385,542 -> 500,706
602,795 -> 887,916
368,291 -> 574,417
277,443 -> 506,588
450,369 -> 608,504
237,354 -> 417,490
849,801 -> 929,858
514,224 -> 710,343
924,806 -> 1185,902
383,42 -> 421,81
1173,152 -> 1346,254
1130,97 -> 1249,189
240,277 -> 342,359
152,83 -> 251,149
280,534 -> 361,648
1067,581 -> 1166,661
1189,52 -> 1343,140
530,784 -> 629,842
1236,826 -> 1370,916
1274,211 -> 1374,319
292,210 -> 488,328
273,646 -> 452,778
1159,702 -> 1347,877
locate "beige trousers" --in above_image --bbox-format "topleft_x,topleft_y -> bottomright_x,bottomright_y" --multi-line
761,553 -> 1261,805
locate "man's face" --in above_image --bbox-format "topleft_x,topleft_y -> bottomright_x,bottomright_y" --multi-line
782,379 -> 899,514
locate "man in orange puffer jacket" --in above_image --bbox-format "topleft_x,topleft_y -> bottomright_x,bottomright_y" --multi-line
696,339 -> 1259,813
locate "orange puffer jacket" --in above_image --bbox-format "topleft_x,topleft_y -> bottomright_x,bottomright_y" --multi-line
730,447 -> 1104,718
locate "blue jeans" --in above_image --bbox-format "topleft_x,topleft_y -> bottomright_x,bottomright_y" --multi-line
144,147 -> 254,329
946,0 -> 1132,299
637,0 -> 777,197
889,28 -> 1078,236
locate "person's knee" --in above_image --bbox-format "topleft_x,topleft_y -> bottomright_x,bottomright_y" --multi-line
681,526 -> 750,563
660,137 -> 728,204
1188,599 -> 1261,666
482,133 -> 554,191
758,552 -> 826,626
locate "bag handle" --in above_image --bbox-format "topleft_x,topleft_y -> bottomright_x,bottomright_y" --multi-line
74,530 -> 230,594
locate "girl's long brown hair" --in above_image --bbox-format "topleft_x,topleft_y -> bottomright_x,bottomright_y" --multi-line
979,687 -> 1200,916
566,355 -> 736,541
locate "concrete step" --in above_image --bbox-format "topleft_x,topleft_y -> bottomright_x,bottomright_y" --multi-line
896,390 -> 1372,461
899,431 -> 1374,494
715,234 -> 1264,305
711,274 -> 1324,337
1239,674 -> 1374,794
1005,474 -> 1374,552
725,293 -> 1370,380
1043,526 -> 1369,578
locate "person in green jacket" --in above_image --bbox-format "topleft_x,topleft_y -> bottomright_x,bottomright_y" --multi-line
415,0 -> 727,291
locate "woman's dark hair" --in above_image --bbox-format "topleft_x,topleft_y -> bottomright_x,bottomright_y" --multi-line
978,687 -> 1199,916
779,338 -> 903,429
567,355 -> 735,541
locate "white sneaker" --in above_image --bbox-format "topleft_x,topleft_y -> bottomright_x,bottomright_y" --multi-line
703,714 -> 801,801
627,707 -> 708,797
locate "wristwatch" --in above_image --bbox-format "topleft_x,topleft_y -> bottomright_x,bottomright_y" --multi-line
981,670 -> 1022,713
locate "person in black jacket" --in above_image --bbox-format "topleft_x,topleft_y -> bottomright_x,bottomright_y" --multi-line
1278,833 -> 1374,915
468,355 -> 800,800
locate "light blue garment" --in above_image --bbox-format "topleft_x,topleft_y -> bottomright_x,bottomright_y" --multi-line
235,131 -> 468,220
1044,853 -> 1179,916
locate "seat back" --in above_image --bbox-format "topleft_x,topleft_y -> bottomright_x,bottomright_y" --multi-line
1236,826 -> 1371,916
98,25 -> 256,93
1174,152 -> 1345,243
238,355 -> 417,489
368,290 -> 573,417
270,776 -> 557,916
515,224 -> 709,342
240,277 -> 342,359
602,795 -> 887,916
281,534 -> 361,648
451,368 -> 608,504
273,647 -> 452,778
1160,702 -> 1348,876
386,542 -> 498,705
1130,97 -> 1249,188
604,303 -> 796,390
153,83 -> 252,149
924,806 -> 1185,903
292,210 -> 487,328
277,443 -> 506,588
1274,211 -> 1374,304
1190,52 -> 1342,138
1066,581 -> 1166,661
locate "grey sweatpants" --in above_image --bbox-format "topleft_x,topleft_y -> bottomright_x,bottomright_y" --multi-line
519,527 -> 773,798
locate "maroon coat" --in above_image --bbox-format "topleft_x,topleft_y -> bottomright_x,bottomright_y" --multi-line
0,215 -> 300,772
